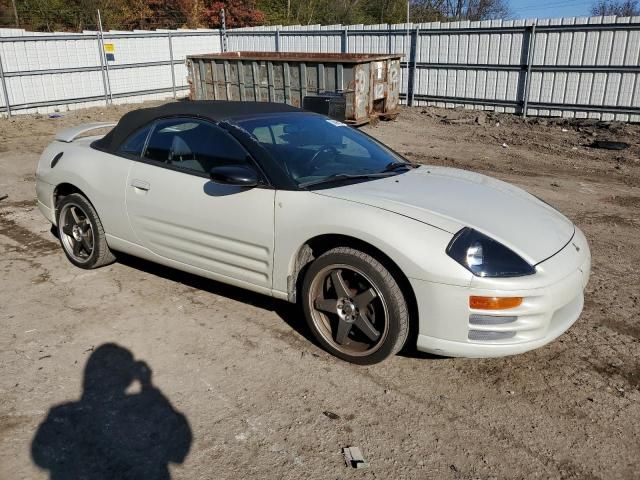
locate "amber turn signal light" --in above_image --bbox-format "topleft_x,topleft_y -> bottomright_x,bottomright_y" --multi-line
469,296 -> 523,310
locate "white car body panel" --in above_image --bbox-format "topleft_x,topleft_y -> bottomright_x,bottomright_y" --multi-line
272,190 -> 472,292
315,166 -> 574,265
35,123 -> 591,359
36,137 -> 133,240
125,161 -> 275,288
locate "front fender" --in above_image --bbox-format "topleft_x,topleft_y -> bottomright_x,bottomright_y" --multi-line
273,190 -> 473,294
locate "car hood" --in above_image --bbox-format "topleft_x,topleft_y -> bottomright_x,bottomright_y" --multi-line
313,166 -> 574,264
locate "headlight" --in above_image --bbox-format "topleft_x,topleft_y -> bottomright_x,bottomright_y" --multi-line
446,228 -> 535,277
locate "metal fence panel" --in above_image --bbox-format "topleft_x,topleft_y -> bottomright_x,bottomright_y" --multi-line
0,28 -> 220,115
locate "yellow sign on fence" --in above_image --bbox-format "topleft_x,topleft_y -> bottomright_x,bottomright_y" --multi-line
103,43 -> 115,53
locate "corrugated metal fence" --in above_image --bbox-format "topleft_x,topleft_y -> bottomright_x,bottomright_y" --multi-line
228,17 -> 640,122
0,27 -> 221,115
1,16 -> 639,121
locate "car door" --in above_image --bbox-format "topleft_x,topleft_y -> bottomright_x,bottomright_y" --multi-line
125,117 -> 275,289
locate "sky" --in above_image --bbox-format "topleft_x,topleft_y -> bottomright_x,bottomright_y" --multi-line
509,0 -> 595,20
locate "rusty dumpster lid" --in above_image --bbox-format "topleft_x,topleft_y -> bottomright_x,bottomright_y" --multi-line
187,51 -> 403,63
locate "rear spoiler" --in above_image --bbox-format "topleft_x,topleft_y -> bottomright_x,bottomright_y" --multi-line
55,122 -> 117,143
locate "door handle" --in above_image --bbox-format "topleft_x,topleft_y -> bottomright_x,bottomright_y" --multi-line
130,179 -> 150,191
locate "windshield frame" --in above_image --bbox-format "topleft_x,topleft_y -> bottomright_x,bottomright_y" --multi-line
226,112 -> 413,191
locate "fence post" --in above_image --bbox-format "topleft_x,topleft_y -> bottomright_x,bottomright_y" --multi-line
275,27 -> 280,52
522,25 -> 536,117
96,33 -> 110,106
342,27 -> 348,53
97,10 -> 112,104
0,50 -> 11,117
220,9 -> 228,52
407,27 -> 419,107
168,31 -> 177,99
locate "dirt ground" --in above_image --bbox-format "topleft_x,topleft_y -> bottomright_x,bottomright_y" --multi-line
1,102 -> 639,480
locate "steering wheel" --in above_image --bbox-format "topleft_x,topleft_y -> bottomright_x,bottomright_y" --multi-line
307,145 -> 339,174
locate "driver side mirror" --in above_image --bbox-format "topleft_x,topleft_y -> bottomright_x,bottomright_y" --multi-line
209,165 -> 259,187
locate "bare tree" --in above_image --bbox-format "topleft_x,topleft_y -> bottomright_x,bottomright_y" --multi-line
591,0 -> 639,15
411,0 -> 447,22
447,0 -> 510,20
411,0 -> 509,22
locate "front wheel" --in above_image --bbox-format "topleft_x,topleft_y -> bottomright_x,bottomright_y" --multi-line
301,247 -> 409,364
56,193 -> 116,269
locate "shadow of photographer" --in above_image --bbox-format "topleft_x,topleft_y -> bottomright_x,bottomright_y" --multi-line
31,343 -> 192,480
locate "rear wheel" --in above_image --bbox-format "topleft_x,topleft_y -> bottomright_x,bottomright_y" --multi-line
301,247 -> 409,364
56,193 -> 115,269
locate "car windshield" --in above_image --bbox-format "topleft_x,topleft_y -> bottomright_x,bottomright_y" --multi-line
232,113 -> 410,188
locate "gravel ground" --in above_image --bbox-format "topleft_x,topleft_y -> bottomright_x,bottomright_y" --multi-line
0,103 -> 639,480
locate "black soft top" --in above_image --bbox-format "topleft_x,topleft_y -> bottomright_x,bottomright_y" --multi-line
93,100 -> 302,152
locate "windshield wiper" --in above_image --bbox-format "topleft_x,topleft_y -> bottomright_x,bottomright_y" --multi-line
382,161 -> 419,172
299,172 -> 395,189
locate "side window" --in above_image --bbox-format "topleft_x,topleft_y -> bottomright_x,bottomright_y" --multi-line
142,118 -> 249,175
117,125 -> 152,157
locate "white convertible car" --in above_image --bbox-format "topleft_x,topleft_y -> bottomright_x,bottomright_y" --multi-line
36,101 -> 590,364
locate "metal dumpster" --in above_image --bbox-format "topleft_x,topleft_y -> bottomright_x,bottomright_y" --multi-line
186,52 -> 402,125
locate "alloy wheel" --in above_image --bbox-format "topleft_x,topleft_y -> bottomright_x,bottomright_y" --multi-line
308,264 -> 389,356
59,203 -> 95,264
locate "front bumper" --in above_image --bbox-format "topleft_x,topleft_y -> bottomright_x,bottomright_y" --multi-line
413,228 -> 591,358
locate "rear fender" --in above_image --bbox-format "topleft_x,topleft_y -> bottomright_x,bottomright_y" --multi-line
36,140 -> 133,240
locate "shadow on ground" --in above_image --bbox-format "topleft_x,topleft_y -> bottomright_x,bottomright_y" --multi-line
115,252 -> 319,347
48,231 -> 441,361
115,252 -> 444,362
31,343 -> 192,480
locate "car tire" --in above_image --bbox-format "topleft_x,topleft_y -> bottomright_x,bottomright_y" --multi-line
301,247 -> 409,364
56,193 -> 116,269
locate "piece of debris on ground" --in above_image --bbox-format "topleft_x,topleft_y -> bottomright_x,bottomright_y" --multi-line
343,446 -> 370,469
322,411 -> 340,420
